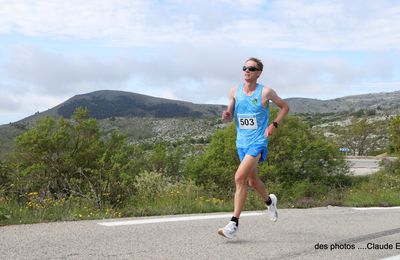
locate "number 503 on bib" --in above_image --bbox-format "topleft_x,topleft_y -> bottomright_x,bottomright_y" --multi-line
238,114 -> 258,130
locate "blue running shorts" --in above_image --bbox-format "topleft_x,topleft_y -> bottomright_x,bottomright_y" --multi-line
237,145 -> 268,163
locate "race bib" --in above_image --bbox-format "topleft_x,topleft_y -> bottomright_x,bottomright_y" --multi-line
238,114 -> 258,130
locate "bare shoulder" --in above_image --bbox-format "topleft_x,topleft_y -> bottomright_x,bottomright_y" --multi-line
261,86 -> 278,100
262,86 -> 289,111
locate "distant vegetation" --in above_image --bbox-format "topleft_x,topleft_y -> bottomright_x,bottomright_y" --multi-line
298,109 -> 395,156
58,96 -> 205,119
2,89 -> 400,158
285,90 -> 400,114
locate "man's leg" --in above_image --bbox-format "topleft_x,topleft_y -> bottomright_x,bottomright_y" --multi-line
233,154 -> 261,218
248,169 -> 278,222
218,154 -> 264,238
248,169 -> 268,201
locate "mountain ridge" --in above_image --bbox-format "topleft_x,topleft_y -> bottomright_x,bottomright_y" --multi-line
1,89 -> 399,157
283,90 -> 400,114
16,90 -> 226,124
5,89 -> 400,125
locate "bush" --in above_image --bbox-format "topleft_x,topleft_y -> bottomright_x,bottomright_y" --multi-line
123,173 -> 232,217
133,170 -> 171,202
262,113 -> 349,186
385,159 -> 400,175
184,123 -> 238,192
186,110 -> 349,194
6,108 -> 145,209
389,115 -> 400,155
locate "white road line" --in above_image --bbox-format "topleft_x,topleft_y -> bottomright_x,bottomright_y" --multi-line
98,212 -> 263,227
353,206 -> 400,211
381,255 -> 400,260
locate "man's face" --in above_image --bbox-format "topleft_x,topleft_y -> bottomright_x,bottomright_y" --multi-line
243,60 -> 261,81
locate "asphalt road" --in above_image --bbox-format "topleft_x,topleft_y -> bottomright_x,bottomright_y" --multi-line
2,207 -> 400,260
347,158 -> 381,176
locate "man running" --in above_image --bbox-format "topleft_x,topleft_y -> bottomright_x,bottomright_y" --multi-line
218,57 -> 289,238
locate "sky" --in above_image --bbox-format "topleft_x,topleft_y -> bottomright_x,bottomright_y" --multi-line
1,0 -> 400,124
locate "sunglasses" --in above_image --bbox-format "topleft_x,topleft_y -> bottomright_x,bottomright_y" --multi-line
242,66 -> 259,72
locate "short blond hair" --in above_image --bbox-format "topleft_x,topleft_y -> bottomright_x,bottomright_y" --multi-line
246,57 -> 263,71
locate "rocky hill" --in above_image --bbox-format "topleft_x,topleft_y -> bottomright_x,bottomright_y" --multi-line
7,89 -> 400,125
285,91 -> 400,114
1,89 -> 400,157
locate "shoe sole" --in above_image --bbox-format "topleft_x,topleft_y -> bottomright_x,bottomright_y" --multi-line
218,228 -> 233,239
270,211 -> 278,222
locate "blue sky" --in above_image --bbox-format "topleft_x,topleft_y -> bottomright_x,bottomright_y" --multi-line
1,0 -> 400,124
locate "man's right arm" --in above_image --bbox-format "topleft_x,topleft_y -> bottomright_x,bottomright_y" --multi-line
222,86 -> 236,122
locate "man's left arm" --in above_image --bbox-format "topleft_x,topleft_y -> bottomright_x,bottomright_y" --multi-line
263,88 -> 289,137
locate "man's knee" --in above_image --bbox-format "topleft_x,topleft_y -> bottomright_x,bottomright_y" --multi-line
235,176 -> 246,186
235,155 -> 259,185
235,171 -> 247,186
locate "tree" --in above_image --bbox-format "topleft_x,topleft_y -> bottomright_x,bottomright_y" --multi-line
184,123 -> 238,192
337,118 -> 376,156
389,115 -> 400,155
261,113 -> 348,187
8,108 -> 145,209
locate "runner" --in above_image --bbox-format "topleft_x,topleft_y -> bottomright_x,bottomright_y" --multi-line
218,57 -> 289,238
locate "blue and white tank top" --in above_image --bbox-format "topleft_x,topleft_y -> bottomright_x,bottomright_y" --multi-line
234,83 -> 269,148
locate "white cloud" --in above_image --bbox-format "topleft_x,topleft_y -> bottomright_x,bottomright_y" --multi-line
0,0 -> 400,124
0,91 -> 64,114
0,92 -> 21,111
1,42 -> 398,109
221,0 -> 400,51
0,1 -> 399,50
2,44 -> 136,95
0,1 -> 149,38
0,93 -> 66,124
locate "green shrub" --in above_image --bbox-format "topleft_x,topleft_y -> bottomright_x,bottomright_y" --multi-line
133,170 -> 171,202
343,171 -> 400,207
7,108 -> 145,209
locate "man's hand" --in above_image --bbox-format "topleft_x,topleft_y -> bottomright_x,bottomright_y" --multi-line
265,124 -> 276,137
222,111 -> 232,123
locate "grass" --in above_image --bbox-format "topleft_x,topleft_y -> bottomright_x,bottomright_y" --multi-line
0,195 -> 121,226
342,171 -> 400,207
123,193 -> 233,217
0,186 -> 268,226
2,168 -> 400,226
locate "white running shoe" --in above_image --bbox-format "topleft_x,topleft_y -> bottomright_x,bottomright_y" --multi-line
267,194 -> 278,222
218,221 -> 238,239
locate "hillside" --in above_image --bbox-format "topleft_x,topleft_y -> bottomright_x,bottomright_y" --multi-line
9,89 -> 400,126
285,91 -> 400,114
0,90 -> 226,157
17,90 -> 225,124
1,89 -> 400,158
